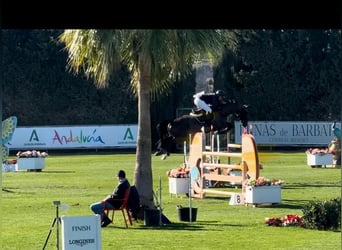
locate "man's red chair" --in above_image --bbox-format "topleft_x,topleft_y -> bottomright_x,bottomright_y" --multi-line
103,188 -> 133,228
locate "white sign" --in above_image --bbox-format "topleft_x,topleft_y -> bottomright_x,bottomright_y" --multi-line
229,193 -> 244,205
61,215 -> 101,250
234,121 -> 340,146
8,125 -> 138,150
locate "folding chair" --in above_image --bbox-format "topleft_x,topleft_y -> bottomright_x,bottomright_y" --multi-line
103,188 -> 133,228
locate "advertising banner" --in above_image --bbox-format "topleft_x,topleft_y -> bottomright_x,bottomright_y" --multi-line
234,121 -> 341,146
8,125 -> 138,150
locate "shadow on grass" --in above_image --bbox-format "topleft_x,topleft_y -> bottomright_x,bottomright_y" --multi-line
247,199 -> 321,209
200,196 -> 229,201
2,188 -> 15,193
108,220 -> 244,230
283,183 -> 341,189
265,201 -> 304,209
39,170 -> 76,174
138,223 -> 204,230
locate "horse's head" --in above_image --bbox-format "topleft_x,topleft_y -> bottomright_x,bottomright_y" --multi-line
217,102 -> 249,128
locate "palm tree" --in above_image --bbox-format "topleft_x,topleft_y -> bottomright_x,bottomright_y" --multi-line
58,29 -> 235,208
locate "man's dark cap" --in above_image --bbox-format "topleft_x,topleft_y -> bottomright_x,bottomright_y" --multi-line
117,170 -> 126,178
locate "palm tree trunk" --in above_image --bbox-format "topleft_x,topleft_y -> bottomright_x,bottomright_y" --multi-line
133,55 -> 154,209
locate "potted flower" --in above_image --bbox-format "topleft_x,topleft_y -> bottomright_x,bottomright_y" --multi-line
166,166 -> 189,178
16,150 -> 48,158
245,177 -> 284,205
16,150 -> 48,172
167,165 -> 190,195
305,148 -> 333,167
246,177 -> 284,188
265,214 -> 303,227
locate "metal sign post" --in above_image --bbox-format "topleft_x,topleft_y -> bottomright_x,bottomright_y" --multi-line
43,201 -> 61,250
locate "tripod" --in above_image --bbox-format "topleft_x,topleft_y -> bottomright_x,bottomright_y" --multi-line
42,201 -> 61,250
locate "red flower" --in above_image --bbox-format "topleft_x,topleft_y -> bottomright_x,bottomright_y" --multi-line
265,214 -> 303,227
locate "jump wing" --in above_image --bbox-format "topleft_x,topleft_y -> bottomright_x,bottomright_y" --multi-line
2,116 -> 18,162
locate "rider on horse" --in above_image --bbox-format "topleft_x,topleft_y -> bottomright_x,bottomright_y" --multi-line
154,96 -> 249,160
191,89 -> 227,116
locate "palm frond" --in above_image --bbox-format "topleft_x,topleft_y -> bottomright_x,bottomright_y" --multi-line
59,29 -> 236,96
58,30 -> 122,88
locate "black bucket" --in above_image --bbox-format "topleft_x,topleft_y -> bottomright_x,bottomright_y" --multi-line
144,209 -> 161,226
177,207 -> 198,222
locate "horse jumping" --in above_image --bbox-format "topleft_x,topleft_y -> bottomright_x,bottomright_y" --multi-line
155,102 -> 249,160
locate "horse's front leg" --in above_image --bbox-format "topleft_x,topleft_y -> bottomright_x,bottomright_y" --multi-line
154,149 -> 163,156
156,136 -> 173,160
203,125 -> 211,133
154,139 -> 165,156
211,122 -> 233,134
156,147 -> 169,160
218,122 -> 233,134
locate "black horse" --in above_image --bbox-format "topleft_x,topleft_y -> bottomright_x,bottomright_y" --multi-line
155,102 -> 249,160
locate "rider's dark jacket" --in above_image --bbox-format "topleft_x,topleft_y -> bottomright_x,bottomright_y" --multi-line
199,94 -> 222,111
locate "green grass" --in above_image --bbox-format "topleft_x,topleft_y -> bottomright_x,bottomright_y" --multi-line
2,151 -> 341,250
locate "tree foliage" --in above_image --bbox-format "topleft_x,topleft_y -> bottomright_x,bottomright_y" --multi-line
2,29 -> 341,130
2,30 -> 137,125
228,29 -> 341,121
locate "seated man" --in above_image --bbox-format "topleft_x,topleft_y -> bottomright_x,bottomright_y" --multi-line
330,121 -> 341,165
90,169 -> 130,227
332,121 -> 341,140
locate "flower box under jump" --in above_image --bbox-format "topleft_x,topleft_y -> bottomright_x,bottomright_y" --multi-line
15,150 -> 48,172
306,152 -> 333,167
168,178 -> 190,195
16,158 -> 45,172
245,185 -> 281,205
244,177 -> 283,206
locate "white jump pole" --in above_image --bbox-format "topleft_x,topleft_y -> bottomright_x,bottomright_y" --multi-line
189,172 -> 192,222
184,141 -> 188,167
188,135 -> 192,222
217,132 -> 220,163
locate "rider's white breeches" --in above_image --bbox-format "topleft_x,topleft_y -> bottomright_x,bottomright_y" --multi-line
194,97 -> 212,113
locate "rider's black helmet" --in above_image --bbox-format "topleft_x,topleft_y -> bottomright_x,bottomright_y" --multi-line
215,90 -> 224,96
